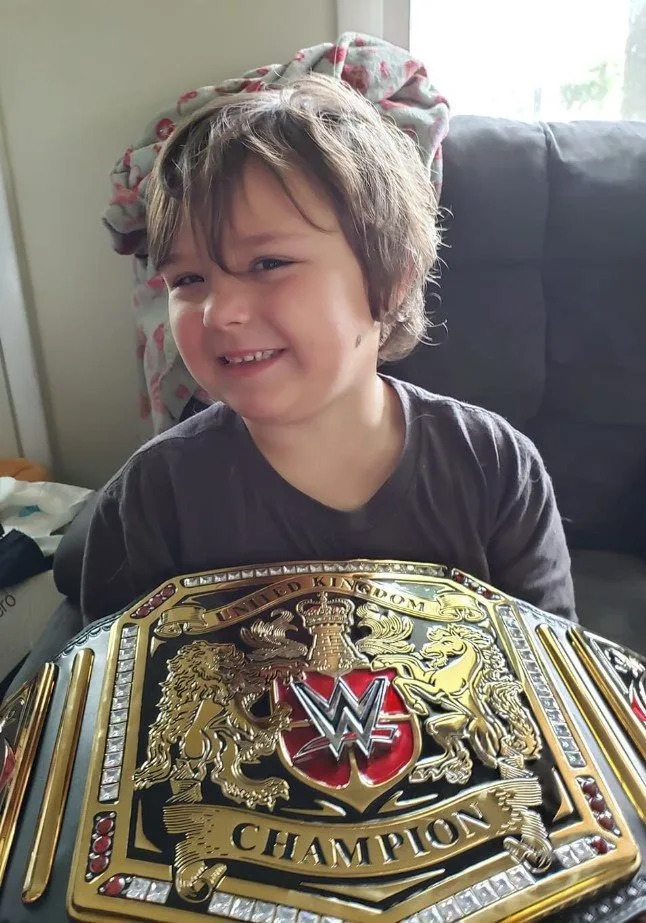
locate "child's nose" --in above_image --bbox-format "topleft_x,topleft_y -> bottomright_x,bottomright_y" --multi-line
202,278 -> 251,329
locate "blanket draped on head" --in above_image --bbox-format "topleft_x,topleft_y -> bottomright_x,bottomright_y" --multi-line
102,32 -> 450,433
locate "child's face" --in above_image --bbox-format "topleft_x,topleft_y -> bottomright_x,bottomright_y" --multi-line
162,160 -> 381,425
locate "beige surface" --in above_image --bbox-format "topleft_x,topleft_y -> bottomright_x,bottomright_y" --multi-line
0,0 -> 336,489
0,570 -> 64,681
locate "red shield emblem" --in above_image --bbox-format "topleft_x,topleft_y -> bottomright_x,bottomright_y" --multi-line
274,668 -> 421,810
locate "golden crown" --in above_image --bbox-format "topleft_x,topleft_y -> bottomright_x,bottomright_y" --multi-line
296,593 -> 355,630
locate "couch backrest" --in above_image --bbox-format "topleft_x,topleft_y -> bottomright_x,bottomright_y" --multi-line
387,115 -> 646,554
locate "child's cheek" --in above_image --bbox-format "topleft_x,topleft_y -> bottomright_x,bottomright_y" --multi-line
169,306 -> 201,356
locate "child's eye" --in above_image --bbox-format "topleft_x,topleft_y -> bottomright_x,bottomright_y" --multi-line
170,273 -> 203,290
250,258 -> 291,273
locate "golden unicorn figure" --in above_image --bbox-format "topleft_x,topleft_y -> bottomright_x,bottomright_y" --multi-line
361,608 -> 553,872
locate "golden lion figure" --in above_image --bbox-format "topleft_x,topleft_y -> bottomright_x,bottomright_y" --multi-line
133,640 -> 296,810
133,638 -> 305,903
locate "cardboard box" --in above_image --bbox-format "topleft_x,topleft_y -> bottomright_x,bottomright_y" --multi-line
0,571 -> 64,681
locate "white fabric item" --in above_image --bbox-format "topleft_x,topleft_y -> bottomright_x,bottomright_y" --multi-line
0,478 -> 93,555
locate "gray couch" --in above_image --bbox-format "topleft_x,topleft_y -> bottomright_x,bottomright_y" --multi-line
385,115 -> 646,653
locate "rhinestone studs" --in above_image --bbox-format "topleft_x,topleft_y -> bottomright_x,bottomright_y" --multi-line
98,626 -> 138,802
501,612 -> 585,766
99,875 -> 172,904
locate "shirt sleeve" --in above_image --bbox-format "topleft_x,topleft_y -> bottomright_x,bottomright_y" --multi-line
486,430 -> 577,621
80,453 -> 179,622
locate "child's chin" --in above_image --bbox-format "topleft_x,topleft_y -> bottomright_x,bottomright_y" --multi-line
231,397 -> 286,423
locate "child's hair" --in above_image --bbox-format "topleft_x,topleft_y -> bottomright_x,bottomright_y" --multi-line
147,74 -> 440,361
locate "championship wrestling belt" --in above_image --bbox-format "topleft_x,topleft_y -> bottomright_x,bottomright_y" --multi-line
0,560 -> 644,923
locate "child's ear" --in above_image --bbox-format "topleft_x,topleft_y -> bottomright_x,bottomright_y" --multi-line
390,260 -> 414,315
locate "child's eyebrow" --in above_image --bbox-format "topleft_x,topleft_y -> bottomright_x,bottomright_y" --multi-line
229,232 -> 304,248
157,252 -> 187,272
158,233 -> 306,272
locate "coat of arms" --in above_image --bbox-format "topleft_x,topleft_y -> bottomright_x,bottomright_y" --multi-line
65,563 -> 639,923
133,586 -> 552,908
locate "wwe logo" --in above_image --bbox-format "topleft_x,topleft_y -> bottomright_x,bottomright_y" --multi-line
290,676 -> 397,761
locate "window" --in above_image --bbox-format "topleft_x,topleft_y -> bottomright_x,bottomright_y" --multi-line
409,0 -> 645,121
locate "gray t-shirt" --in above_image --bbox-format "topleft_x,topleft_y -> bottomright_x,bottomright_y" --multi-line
80,377 -> 575,622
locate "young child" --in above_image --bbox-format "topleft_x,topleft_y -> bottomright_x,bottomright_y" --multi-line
80,75 -> 575,623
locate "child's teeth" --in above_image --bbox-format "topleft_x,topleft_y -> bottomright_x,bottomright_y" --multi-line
227,350 -> 279,365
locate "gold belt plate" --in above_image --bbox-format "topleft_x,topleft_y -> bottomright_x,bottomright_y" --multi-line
67,561 -> 641,922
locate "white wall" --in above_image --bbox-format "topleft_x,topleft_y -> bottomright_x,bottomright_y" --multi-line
0,352 -> 18,458
0,0 -> 336,488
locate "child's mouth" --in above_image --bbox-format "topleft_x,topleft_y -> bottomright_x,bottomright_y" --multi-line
219,348 -> 285,371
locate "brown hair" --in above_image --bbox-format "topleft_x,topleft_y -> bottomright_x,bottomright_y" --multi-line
147,74 -> 440,361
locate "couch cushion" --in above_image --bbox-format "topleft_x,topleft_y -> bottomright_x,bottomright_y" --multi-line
534,121 -> 646,553
387,267 -> 546,426
386,115 -> 549,426
436,117 -> 549,264
571,549 -> 646,653
542,121 -> 646,428
390,116 -> 646,555
527,417 -> 646,554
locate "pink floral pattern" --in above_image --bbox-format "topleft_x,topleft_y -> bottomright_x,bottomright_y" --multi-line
155,118 -> 175,140
341,63 -> 371,94
178,90 -> 198,106
103,32 -> 449,433
152,323 -> 165,350
325,45 -> 347,65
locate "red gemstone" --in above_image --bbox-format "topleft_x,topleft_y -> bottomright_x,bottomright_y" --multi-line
590,836 -> 609,854
104,875 -> 126,896
630,687 -> 646,723
93,835 -> 111,854
581,779 -> 599,796
588,794 -> 607,812
597,812 -> 616,831
162,585 -> 175,598
95,817 -> 114,836
151,594 -> 164,606
89,855 -> 109,875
